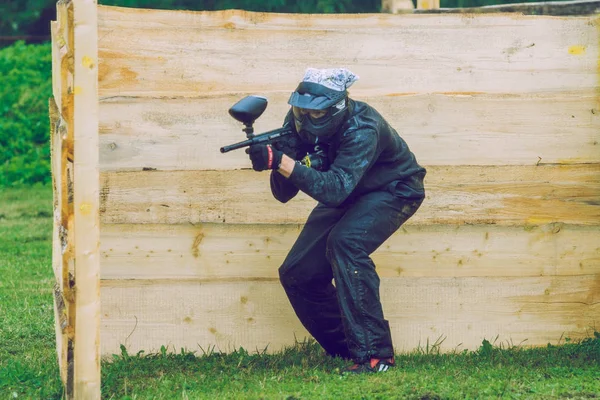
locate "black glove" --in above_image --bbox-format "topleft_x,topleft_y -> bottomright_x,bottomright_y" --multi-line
247,144 -> 283,171
272,131 -> 310,161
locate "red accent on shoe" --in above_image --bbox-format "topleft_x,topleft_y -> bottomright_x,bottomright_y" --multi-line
343,357 -> 395,374
369,357 -> 395,369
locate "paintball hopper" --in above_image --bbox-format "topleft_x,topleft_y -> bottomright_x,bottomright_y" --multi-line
228,95 -> 268,137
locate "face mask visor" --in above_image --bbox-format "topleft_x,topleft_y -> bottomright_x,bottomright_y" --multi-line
292,100 -> 347,143
287,81 -> 347,110
288,81 -> 348,142
292,106 -> 332,127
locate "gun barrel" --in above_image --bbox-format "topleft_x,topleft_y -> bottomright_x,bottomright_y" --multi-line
220,127 -> 293,153
220,140 -> 253,153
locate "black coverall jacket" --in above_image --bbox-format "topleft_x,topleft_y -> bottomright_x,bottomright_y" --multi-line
270,99 -> 426,362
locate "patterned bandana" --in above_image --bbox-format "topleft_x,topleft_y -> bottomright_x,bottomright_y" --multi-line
300,68 -> 359,92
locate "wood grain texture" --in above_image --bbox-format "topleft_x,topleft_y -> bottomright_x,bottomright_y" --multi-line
100,223 -> 600,280
50,97 -> 64,290
100,275 -> 600,356
99,165 -> 600,226
72,0 -> 101,397
53,5 -> 600,359
417,0 -> 441,10
51,3 -> 76,396
98,92 -> 600,170
50,21 -> 61,110
97,7 -> 599,97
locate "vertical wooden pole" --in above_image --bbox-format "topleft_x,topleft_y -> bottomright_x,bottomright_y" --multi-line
49,95 -> 70,393
416,0 -> 440,10
72,0 -> 101,398
51,1 -> 76,397
381,0 -> 415,13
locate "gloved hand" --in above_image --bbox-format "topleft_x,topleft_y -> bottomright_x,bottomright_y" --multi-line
272,132 -> 310,161
247,144 -> 283,171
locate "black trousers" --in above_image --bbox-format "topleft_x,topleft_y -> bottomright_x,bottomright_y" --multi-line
278,181 -> 424,363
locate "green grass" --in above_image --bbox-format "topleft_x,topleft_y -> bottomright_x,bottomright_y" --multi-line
1,185 -> 599,399
0,184 -> 62,399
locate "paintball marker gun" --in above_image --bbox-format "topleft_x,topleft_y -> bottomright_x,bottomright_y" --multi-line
220,95 -> 330,171
219,95 -> 293,154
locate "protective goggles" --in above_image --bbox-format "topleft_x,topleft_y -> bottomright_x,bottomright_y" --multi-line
292,106 -> 330,124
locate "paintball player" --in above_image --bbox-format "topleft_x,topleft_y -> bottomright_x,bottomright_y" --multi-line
246,67 -> 426,374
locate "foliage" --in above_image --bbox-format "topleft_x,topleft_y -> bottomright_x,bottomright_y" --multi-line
0,0 -> 55,38
2,185 -> 600,398
99,0 -> 383,13
0,41 -> 52,187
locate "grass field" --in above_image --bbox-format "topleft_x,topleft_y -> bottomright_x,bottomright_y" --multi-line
1,185 -> 599,399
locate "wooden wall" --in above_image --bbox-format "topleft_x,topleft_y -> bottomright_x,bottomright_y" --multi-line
96,6 -> 600,355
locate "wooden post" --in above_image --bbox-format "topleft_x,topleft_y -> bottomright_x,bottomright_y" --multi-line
72,0 -> 101,398
417,0 -> 440,9
381,0 -> 415,12
50,1 -> 76,396
51,0 -> 100,398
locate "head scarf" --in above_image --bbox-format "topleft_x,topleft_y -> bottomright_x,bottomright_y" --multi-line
300,67 -> 359,92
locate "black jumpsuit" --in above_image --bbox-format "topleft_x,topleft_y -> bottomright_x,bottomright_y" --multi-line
270,99 -> 426,363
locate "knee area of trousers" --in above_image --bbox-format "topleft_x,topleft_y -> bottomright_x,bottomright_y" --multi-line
278,263 -> 298,289
325,231 -> 355,261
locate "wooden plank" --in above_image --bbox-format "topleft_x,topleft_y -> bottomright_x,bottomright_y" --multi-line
99,223 -> 600,280
50,97 -> 63,287
97,7 -> 598,97
53,285 -> 69,385
49,96 -> 76,393
50,21 -> 61,110
64,168 -> 75,298
99,165 -> 600,226
100,276 -> 599,355
72,0 -> 101,398
50,21 -> 76,396
98,92 -> 600,170
53,3 -> 70,114
56,1 -> 73,138
100,279 -> 308,356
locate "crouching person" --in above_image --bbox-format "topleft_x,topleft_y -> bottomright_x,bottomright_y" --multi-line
246,67 -> 426,373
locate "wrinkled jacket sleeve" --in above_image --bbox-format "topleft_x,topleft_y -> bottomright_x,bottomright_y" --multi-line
270,170 -> 299,203
269,112 -> 301,203
288,128 -> 379,207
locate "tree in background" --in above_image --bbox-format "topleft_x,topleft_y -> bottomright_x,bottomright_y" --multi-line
0,0 -> 57,44
0,42 -> 52,186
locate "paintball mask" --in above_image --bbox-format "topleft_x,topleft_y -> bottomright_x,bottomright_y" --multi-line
287,68 -> 359,144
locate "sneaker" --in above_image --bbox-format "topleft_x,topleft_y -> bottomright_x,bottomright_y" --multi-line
343,357 -> 395,374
